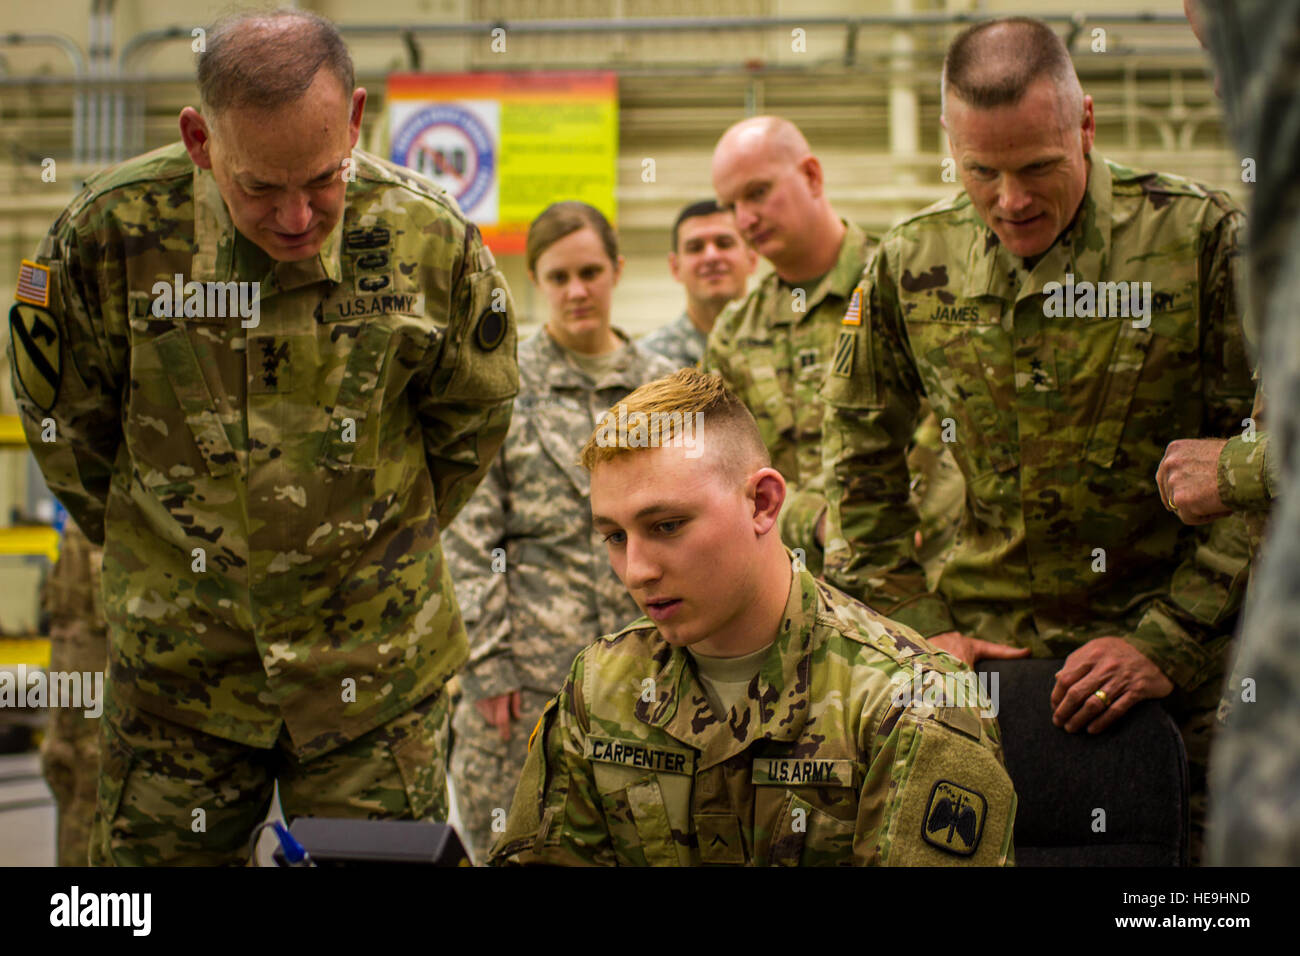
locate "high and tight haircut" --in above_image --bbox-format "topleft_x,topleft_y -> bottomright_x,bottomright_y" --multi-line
198,8 -> 355,116
671,199 -> 726,252
579,368 -> 771,482
941,17 -> 1084,126
526,201 -> 619,274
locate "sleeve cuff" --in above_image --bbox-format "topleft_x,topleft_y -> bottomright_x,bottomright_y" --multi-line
1127,606 -> 1220,692
458,655 -> 522,700
1216,432 -> 1274,511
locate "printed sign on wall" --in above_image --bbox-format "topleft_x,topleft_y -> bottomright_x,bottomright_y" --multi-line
386,72 -> 618,253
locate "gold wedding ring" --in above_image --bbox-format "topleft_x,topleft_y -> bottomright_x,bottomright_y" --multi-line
1093,689 -> 1109,705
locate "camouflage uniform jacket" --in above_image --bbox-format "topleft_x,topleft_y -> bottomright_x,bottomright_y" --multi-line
443,327 -> 676,702
821,154 -> 1255,694
42,519 -> 104,628
490,566 -> 1016,866
639,311 -> 706,369
8,142 -> 519,756
703,220 -> 874,567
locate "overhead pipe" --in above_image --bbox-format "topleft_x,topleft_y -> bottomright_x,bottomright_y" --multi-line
0,31 -> 88,162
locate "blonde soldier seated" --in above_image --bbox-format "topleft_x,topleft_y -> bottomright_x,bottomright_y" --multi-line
489,370 -> 1015,866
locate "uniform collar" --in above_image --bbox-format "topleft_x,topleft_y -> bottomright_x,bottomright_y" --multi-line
963,152 -> 1113,305
777,219 -> 869,314
191,164 -> 344,294
677,310 -> 708,344
640,560 -> 819,770
532,325 -> 648,392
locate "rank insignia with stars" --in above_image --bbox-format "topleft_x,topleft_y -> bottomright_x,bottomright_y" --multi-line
922,780 -> 987,856
9,302 -> 61,412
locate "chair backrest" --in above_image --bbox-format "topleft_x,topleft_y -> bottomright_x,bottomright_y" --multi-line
975,658 -> 1188,866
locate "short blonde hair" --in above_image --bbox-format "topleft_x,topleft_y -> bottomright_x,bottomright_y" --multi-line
579,369 -> 769,478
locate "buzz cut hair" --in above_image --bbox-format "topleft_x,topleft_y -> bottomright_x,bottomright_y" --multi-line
671,199 -> 725,252
579,369 -> 770,483
941,17 -> 1084,127
197,8 -> 355,115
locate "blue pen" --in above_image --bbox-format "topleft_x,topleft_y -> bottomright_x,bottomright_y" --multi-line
272,821 -> 317,867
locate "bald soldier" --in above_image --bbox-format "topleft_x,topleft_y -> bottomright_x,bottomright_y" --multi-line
820,17 -> 1254,862
490,370 -> 1016,866
703,116 -> 962,581
8,10 -> 517,865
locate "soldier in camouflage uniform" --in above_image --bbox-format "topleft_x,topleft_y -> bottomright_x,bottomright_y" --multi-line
703,117 -> 962,580
1197,0 -> 1300,866
39,519 -> 108,866
7,11 -> 517,865
820,18 -> 1255,864
445,202 -> 675,863
490,370 -> 1016,866
640,199 -> 756,369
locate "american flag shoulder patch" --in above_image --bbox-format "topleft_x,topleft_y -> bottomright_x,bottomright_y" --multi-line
16,259 -> 50,307
842,285 -> 863,326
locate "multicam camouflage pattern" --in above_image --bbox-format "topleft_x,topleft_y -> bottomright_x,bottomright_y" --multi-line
1203,0 -> 1300,866
821,153 -> 1256,863
39,520 -> 108,867
444,327 -> 676,862
702,221 -> 872,569
639,311 -> 707,369
490,567 -> 1017,866
8,141 -> 519,758
1217,390 -> 1275,563
89,680 -> 451,866
823,154 -> 1254,671
702,221 -> 962,576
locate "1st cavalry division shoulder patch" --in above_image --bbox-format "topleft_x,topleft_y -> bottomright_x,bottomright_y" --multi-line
9,302 -> 61,412
922,779 -> 987,856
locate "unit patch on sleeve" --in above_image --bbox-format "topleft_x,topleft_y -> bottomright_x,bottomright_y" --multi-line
476,307 -> 507,351
9,303 -> 61,412
831,328 -> 856,378
922,779 -> 987,856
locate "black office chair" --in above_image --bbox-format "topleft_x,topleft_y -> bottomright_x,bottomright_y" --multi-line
975,658 -> 1189,866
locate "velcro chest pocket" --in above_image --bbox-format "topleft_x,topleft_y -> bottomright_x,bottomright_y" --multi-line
318,323 -> 394,470
135,327 -> 239,486
753,757 -> 861,866
588,735 -> 694,866
732,342 -> 798,440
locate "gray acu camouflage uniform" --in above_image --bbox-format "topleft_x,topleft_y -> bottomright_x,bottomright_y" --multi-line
1202,0 -> 1300,866
444,326 -> 675,862
639,311 -> 707,368
8,141 -> 518,863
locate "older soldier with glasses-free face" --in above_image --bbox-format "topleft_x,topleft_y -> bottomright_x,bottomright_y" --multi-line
8,9 -> 518,865
820,16 -> 1254,863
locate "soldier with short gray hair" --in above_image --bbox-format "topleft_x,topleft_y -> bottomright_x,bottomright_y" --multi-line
8,8 -> 518,865
820,16 -> 1255,863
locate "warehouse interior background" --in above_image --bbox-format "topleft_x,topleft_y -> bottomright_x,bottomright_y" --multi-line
0,0 -> 1240,864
